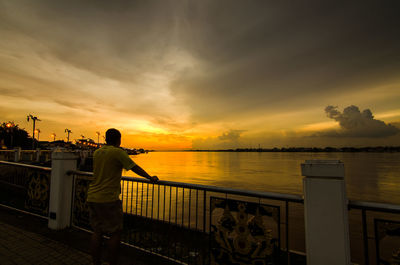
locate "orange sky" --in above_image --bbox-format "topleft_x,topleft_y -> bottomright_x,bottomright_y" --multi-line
1,1 -> 400,149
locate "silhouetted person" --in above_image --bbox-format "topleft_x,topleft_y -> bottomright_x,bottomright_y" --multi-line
87,128 -> 158,265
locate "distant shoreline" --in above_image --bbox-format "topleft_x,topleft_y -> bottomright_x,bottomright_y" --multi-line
154,146 -> 400,153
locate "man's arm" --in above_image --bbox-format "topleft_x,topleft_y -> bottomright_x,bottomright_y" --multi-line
131,165 -> 158,182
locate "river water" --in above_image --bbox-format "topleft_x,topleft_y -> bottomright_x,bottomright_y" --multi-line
125,151 -> 400,205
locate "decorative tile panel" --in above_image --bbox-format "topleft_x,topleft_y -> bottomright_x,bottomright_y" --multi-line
375,219 -> 400,265
210,197 -> 280,265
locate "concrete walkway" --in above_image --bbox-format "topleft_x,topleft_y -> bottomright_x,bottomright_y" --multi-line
0,206 -> 176,265
0,220 -> 91,265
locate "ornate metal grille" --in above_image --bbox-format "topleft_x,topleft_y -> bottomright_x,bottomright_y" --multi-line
72,177 -> 91,229
0,162 -> 51,217
210,197 -> 280,265
375,219 -> 400,265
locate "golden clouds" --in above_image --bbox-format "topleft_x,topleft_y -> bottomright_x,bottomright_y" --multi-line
1,1 -> 400,148
122,132 -> 192,150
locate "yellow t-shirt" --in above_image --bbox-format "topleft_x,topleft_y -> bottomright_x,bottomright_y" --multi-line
87,145 -> 136,203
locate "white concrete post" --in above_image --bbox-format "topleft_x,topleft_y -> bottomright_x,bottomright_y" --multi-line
79,150 -> 89,168
14,147 -> 21,162
48,150 -> 78,230
36,148 -> 41,162
301,160 -> 351,265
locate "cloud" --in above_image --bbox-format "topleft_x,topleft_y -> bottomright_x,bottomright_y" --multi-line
169,1 -> 400,122
0,0 -> 191,123
1,1 -> 400,147
322,105 -> 399,138
123,131 -> 192,150
192,129 -> 245,149
218,130 -> 244,141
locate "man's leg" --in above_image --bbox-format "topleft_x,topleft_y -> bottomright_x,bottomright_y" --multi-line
90,230 -> 103,265
107,230 -> 122,265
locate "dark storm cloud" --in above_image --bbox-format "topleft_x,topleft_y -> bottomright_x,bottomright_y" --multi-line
1,0 -> 400,142
170,1 -> 400,121
0,0 -> 178,82
0,0 -> 191,124
2,1 -> 399,112
323,105 -> 399,138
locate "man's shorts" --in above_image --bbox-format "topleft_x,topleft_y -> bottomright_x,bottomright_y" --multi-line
87,200 -> 123,235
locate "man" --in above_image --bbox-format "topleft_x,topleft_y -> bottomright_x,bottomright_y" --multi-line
87,128 -> 158,265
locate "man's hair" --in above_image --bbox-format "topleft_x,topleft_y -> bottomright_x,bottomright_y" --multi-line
105,128 -> 121,145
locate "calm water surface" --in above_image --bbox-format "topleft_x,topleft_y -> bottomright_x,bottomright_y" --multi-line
124,151 -> 400,205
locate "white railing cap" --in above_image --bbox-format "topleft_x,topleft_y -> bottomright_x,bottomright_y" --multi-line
52,149 -> 79,160
304,160 -> 342,164
301,159 -> 345,178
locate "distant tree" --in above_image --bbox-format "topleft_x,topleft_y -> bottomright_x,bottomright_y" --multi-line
0,122 -> 33,149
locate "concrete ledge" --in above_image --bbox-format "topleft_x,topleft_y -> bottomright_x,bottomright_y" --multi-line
301,160 -> 344,178
51,150 -> 79,160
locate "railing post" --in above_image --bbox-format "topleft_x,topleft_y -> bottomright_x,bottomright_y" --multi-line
79,150 -> 89,169
36,148 -> 41,162
14,147 -> 21,162
48,149 -> 78,230
301,160 -> 350,265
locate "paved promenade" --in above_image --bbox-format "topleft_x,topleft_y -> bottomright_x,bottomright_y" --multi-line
0,220 -> 91,265
0,207 -> 174,265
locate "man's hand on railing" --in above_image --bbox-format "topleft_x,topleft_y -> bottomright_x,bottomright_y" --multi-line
149,176 -> 159,183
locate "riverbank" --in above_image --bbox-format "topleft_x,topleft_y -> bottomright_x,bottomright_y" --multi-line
179,146 -> 400,152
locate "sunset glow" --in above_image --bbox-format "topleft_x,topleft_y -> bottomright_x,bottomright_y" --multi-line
1,1 -> 399,149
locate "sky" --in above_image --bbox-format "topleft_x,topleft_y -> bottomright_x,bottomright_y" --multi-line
1,0 -> 400,149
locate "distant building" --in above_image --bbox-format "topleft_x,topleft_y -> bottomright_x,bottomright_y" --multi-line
42,140 -> 76,149
75,138 -> 99,149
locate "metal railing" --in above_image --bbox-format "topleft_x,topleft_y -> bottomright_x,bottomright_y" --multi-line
0,150 -> 15,161
348,200 -> 400,265
0,149 -> 52,163
0,161 -> 398,265
69,170 -> 400,265
0,160 -> 51,219
70,170 -> 304,265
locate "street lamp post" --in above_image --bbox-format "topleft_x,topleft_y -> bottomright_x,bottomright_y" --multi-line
27,114 -> 41,149
6,122 -> 15,149
65,129 -> 72,143
35,129 -> 41,142
96,131 -> 100,145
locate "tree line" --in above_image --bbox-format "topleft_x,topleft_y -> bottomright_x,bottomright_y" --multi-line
0,122 -> 34,149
